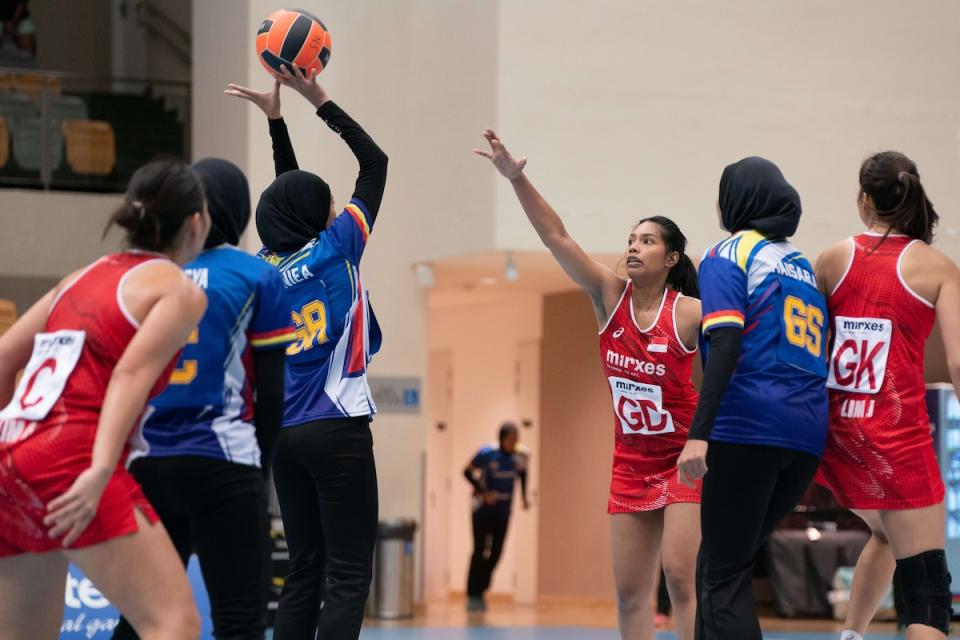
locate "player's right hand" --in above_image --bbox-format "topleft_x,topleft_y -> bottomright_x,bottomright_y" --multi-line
44,466 -> 112,547
225,79 -> 282,119
677,439 -> 709,488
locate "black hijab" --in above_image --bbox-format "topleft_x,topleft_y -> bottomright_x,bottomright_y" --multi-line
256,170 -> 332,253
719,157 -> 802,239
192,158 -> 250,248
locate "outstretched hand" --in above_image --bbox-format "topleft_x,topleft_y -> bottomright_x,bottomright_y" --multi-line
277,64 -> 330,110
224,78 -> 282,119
474,129 -> 527,180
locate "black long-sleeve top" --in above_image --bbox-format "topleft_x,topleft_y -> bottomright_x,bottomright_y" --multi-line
688,327 -> 742,440
267,101 -> 388,220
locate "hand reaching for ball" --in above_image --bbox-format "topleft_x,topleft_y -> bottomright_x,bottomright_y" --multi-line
224,79 -> 282,119
225,65 -> 330,117
474,129 -> 527,180
276,64 -> 330,110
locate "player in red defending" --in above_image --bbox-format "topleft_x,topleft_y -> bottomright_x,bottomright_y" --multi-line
476,129 -> 702,640
0,158 -> 209,639
815,151 -> 960,640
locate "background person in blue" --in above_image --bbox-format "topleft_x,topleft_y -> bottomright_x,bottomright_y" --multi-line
675,158 -> 829,640
463,422 -> 530,612
113,158 -> 294,640
226,63 -> 387,640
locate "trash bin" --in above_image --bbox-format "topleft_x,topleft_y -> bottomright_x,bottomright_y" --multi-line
366,519 -> 417,619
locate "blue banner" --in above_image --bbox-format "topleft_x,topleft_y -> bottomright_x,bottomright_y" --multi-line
60,556 -> 212,639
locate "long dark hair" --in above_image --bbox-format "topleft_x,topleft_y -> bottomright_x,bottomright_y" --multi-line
105,157 -> 206,252
635,215 -> 699,298
859,151 -> 938,243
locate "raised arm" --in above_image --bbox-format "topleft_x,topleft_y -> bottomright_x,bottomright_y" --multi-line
278,65 -> 388,220
225,79 -> 299,176
475,129 -> 621,321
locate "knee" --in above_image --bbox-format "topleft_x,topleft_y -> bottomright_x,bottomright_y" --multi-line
662,562 -> 696,607
140,601 -> 200,639
615,580 -> 652,615
871,528 -> 891,546
896,549 -> 953,634
178,605 -> 202,639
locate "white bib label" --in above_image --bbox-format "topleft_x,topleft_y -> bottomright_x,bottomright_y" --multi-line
826,316 -> 892,395
0,330 -> 85,422
609,376 -> 675,435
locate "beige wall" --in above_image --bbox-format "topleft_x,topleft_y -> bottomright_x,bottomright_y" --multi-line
31,0 -> 112,76
494,0 -> 960,265
428,291 -> 542,596
0,190 -> 122,279
539,290 -> 615,600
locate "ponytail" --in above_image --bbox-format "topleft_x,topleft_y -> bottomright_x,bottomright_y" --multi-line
668,253 -> 700,298
859,151 -> 938,244
636,215 -> 700,298
104,157 -> 206,252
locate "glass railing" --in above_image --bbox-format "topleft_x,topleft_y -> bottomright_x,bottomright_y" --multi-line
0,67 -> 190,193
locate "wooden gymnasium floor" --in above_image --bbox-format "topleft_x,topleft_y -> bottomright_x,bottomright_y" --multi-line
355,596 -> 959,639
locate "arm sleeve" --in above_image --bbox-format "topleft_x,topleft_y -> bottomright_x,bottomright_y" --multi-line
268,117 -> 299,177
687,254 -> 749,440
252,348 -> 285,472
316,101 -> 388,221
688,327 -> 742,440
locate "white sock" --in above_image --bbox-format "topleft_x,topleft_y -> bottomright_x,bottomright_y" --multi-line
840,631 -> 863,640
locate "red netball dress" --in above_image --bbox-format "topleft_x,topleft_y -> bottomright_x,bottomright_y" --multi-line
600,285 -> 701,513
0,252 -> 180,555
816,233 -> 943,510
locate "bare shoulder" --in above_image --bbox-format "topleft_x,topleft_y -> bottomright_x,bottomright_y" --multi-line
909,240 -> 955,266
599,276 -> 629,316
904,241 -> 959,279
675,294 -> 702,324
674,294 -> 701,350
132,261 -> 207,312
815,238 -> 852,270
814,238 -> 853,294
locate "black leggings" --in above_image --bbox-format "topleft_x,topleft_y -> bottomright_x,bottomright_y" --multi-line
695,441 -> 820,640
466,514 -> 509,598
271,417 -> 378,640
112,456 -> 271,640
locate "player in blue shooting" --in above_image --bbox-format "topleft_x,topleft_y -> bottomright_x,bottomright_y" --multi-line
113,158 -> 294,640
226,63 -> 388,640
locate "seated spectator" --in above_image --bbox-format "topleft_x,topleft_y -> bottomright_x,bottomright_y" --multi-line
0,0 -> 35,58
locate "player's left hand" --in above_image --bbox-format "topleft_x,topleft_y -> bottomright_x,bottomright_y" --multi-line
278,64 -> 330,110
677,439 -> 709,488
44,466 -> 112,546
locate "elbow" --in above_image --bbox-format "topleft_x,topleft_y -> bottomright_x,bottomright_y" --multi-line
373,150 -> 389,176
